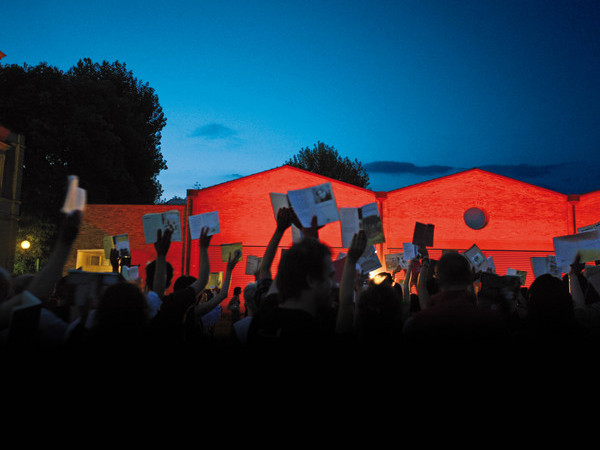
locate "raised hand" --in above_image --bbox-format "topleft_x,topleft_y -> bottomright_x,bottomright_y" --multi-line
57,210 -> 82,245
199,226 -> 212,249
154,228 -> 172,257
570,252 -> 584,274
276,207 -> 294,233
347,230 -> 367,262
302,215 -> 324,240
227,249 -> 242,271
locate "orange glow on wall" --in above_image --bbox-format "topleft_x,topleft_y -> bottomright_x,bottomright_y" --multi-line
75,166 -> 600,304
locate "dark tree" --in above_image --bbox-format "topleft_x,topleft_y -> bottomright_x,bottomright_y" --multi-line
0,59 -> 167,273
0,58 -> 167,221
285,141 -> 370,188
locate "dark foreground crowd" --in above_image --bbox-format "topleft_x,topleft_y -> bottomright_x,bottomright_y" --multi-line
2,205 -> 600,362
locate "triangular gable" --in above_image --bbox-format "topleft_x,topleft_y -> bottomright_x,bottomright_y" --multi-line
187,164 -> 375,196
580,187 -> 600,198
386,167 -> 567,198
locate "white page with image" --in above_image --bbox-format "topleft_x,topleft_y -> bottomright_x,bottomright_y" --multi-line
189,211 -> 220,239
287,182 -> 339,227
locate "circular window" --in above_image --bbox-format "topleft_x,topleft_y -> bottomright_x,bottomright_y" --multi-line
464,207 -> 487,230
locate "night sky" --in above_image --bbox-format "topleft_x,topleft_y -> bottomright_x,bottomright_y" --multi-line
2,0 -> 599,199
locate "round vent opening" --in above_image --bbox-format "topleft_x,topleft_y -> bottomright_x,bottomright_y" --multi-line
464,207 -> 487,230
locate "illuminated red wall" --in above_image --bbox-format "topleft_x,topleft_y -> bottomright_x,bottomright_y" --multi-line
75,166 -> 600,300
381,169 -> 575,286
575,190 -> 600,232
184,166 -> 378,294
71,204 -> 185,293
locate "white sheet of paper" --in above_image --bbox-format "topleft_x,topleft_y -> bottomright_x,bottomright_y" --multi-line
287,182 -> 339,227
553,230 -> 600,271
188,211 -> 220,239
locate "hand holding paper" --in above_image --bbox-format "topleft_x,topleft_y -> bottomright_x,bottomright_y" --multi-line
154,228 -> 172,257
61,175 -> 86,215
199,226 -> 212,249
347,230 -> 367,262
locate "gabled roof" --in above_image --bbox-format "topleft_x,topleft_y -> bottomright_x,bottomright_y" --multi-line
386,167 -> 568,197
187,164 -> 375,196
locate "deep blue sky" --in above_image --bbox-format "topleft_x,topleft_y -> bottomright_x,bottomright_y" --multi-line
2,0 -> 599,199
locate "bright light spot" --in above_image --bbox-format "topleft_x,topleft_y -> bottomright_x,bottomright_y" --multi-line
20,240 -> 31,249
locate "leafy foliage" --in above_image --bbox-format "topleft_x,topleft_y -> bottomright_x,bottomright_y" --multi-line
285,141 -> 370,188
0,58 -> 167,221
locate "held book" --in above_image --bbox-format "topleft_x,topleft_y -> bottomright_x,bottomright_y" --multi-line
221,242 -> 242,262
103,233 -> 130,259
462,244 -> 487,271
339,202 -> 384,248
506,268 -> 527,286
270,182 -> 340,228
402,243 -> 419,261
142,210 -> 183,243
412,222 -> 434,247
531,255 -> 561,279
208,272 -> 223,289
188,211 -> 220,239
356,245 -> 382,273
245,255 -> 262,276
384,253 -> 403,272
121,265 -> 140,281
553,229 -> 600,272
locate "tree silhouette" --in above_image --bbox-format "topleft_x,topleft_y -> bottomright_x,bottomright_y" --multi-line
285,141 -> 370,188
0,58 -> 167,221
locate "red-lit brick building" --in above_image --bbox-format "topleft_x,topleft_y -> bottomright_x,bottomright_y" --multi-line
69,165 -> 600,295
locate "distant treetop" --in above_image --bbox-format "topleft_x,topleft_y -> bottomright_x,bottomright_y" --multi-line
285,141 -> 370,189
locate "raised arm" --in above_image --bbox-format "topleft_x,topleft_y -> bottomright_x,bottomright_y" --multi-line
194,249 -> 241,317
403,259 -> 414,305
336,230 -> 367,335
416,245 -> 430,309
27,211 -> 82,302
186,226 -> 212,296
569,254 -> 586,311
109,248 -> 120,273
299,215 -> 324,241
152,228 -> 172,299
259,207 -> 293,280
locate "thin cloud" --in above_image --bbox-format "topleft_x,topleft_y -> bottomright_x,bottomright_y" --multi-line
365,160 -> 600,195
191,123 -> 237,139
364,161 -> 453,175
478,163 -> 561,179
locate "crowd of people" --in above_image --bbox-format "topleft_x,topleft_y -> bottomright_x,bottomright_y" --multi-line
1,201 -> 600,360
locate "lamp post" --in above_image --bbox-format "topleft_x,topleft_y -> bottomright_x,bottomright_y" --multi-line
20,240 -> 39,271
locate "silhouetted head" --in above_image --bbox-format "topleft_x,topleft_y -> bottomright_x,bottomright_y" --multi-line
173,275 -> 196,292
233,286 -> 241,296
92,282 -> 149,346
435,252 -> 473,291
356,282 -> 400,342
145,260 -> 174,291
276,238 -> 333,307
527,273 -> 574,329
